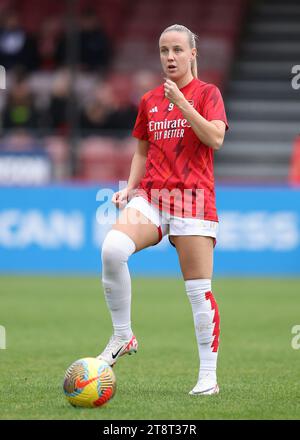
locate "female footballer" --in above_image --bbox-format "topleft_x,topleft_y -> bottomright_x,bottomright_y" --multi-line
97,24 -> 228,395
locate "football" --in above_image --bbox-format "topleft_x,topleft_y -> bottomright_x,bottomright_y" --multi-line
63,357 -> 116,408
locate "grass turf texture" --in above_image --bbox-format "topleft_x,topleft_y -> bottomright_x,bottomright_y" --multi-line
0,276 -> 299,420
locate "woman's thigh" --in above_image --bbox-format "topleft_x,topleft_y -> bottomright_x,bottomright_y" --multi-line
170,235 -> 214,280
113,207 -> 160,252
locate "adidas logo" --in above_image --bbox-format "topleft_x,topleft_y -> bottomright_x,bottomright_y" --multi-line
149,106 -> 158,113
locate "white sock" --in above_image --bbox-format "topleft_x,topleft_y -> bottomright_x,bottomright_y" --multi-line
101,229 -> 136,340
185,279 -> 220,383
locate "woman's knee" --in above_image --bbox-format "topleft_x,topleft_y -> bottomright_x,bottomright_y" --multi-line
101,229 -> 136,267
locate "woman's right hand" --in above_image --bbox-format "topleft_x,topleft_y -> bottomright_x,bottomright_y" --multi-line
112,188 -> 132,209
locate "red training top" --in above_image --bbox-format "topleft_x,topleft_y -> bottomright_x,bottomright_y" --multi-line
132,77 -> 228,221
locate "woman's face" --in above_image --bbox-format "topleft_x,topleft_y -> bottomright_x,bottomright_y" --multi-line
159,31 -> 196,82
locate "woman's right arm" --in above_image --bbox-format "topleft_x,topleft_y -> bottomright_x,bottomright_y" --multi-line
112,139 -> 149,208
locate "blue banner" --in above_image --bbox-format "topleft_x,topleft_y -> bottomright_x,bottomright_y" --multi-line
0,185 -> 299,275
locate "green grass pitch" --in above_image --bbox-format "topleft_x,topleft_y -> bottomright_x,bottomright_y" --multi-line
0,276 -> 299,420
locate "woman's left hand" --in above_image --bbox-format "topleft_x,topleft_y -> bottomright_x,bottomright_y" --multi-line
164,79 -> 185,106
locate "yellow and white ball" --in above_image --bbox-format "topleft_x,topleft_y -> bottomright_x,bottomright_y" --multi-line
63,357 -> 116,408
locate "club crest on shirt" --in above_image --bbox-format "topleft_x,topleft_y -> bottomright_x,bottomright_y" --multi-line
188,100 -> 194,107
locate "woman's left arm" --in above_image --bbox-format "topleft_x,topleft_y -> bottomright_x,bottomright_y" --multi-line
164,79 -> 226,150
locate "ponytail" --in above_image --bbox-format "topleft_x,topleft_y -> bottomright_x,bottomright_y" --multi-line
191,58 -> 198,78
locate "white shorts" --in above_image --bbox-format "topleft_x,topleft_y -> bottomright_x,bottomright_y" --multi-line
126,196 -> 218,246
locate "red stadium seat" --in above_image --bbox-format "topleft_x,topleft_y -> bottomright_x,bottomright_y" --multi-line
106,72 -> 134,106
44,136 -> 70,181
115,137 -> 136,181
289,136 -> 300,186
77,137 -> 119,182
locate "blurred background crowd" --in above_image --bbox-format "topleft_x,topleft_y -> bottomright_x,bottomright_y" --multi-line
0,0 -> 299,184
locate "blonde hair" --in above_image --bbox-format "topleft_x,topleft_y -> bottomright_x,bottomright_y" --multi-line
160,24 -> 198,78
